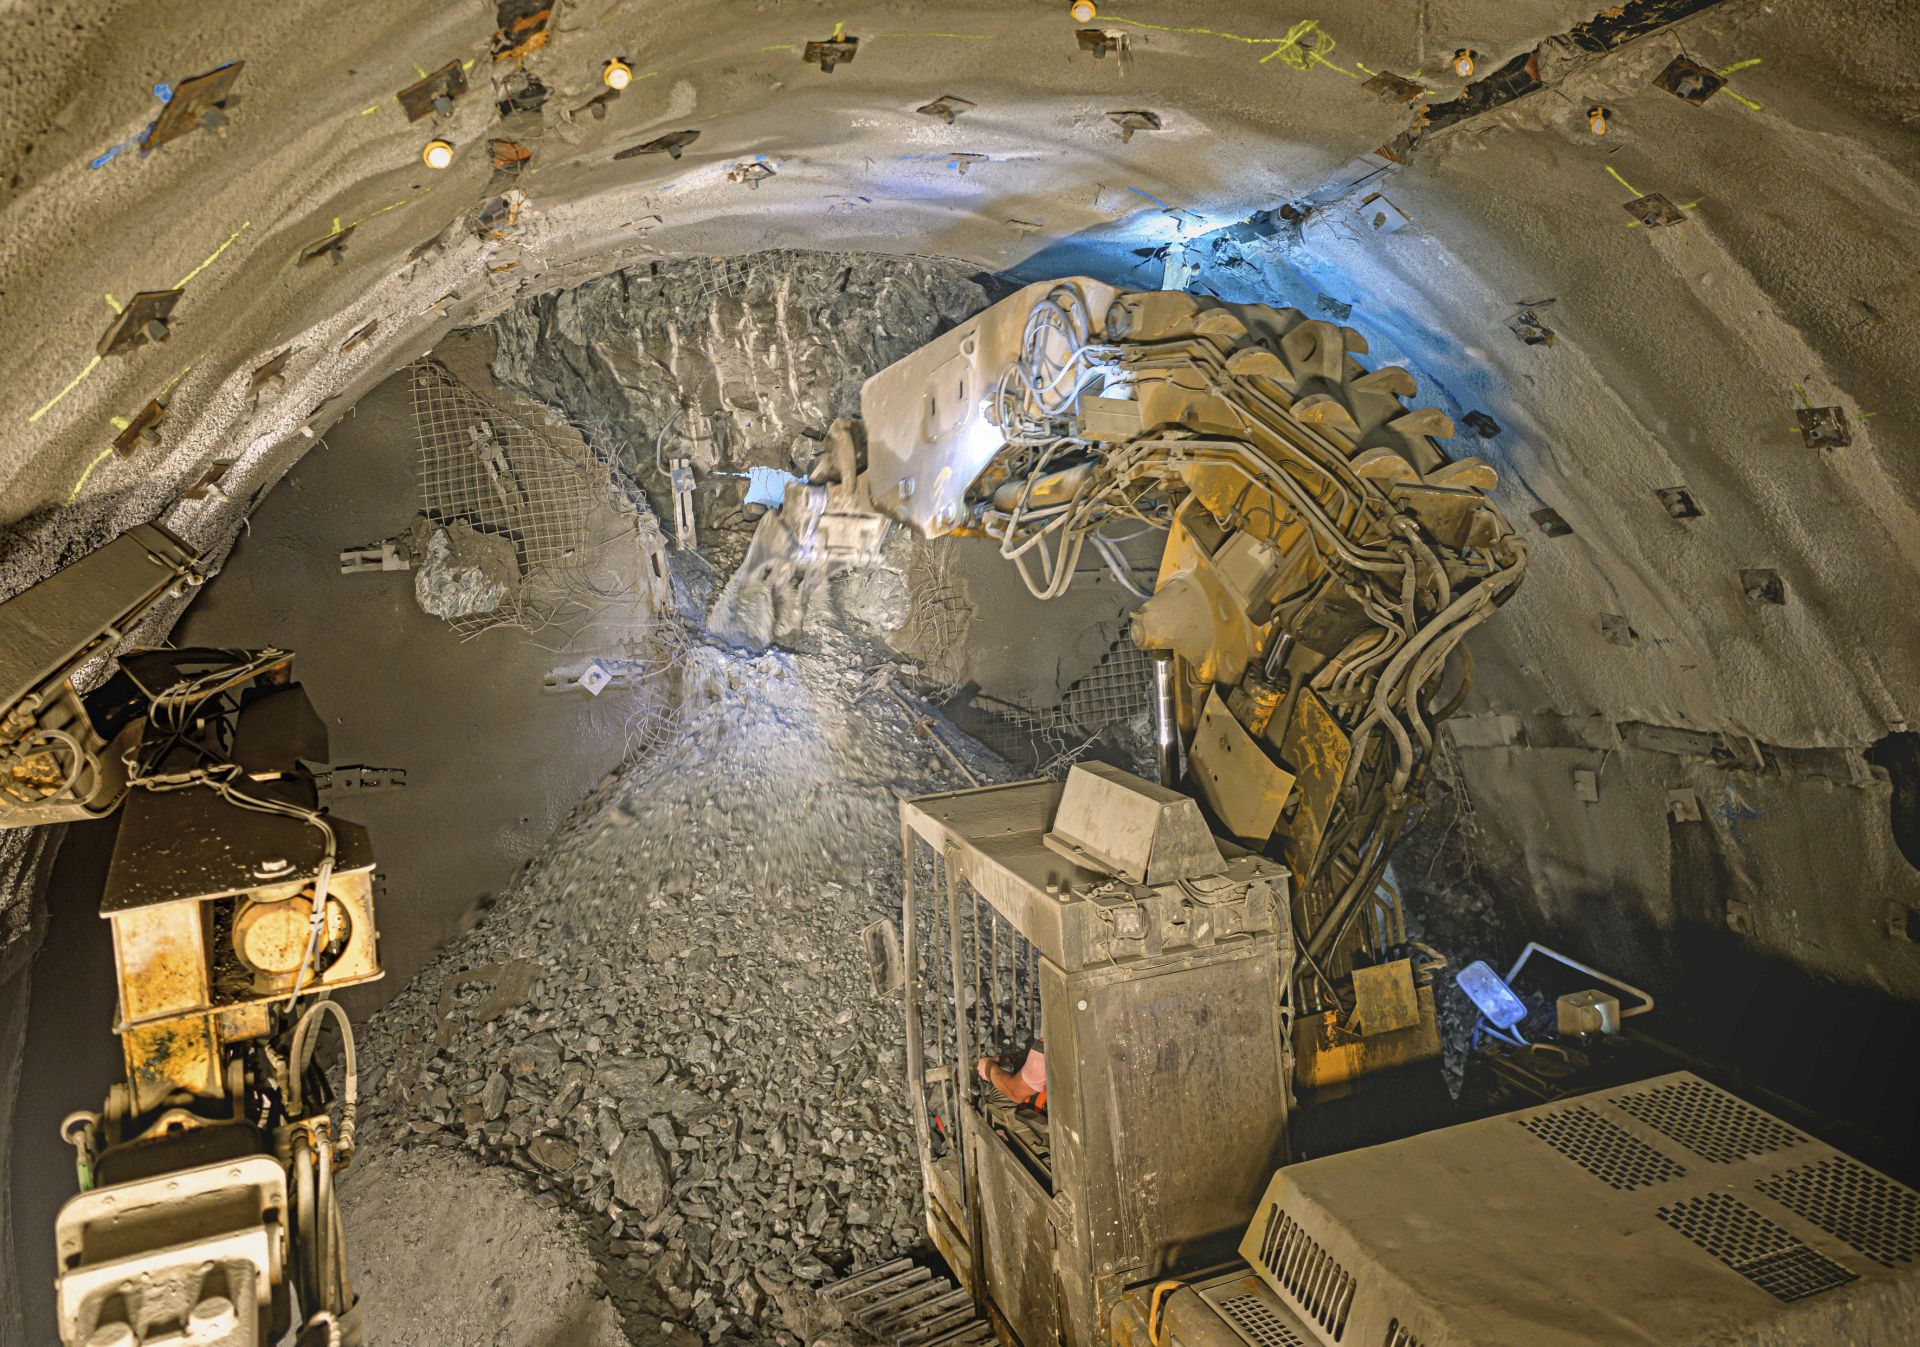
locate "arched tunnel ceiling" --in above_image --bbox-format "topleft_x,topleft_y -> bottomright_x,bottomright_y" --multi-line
3,0 -> 1920,1112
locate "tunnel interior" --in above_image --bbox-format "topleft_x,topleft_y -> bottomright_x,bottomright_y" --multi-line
3,2 -> 1919,1345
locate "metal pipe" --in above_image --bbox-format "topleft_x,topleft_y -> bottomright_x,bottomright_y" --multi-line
1263,630 -> 1296,681
900,821 -> 934,1184
989,909 -> 1003,1057
1152,652 -> 1182,786
943,851 -> 971,1201
1503,942 -> 1655,1019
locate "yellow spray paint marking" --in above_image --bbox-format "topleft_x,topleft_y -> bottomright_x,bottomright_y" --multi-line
1605,165 -> 1642,197
347,193 -> 425,230
175,221 -> 250,287
833,21 -> 845,39
104,293 -> 124,313
158,361 -> 195,397
1708,58 -> 1763,111
65,446 -> 118,504
1102,15 -> 1355,75
28,356 -> 103,423
1608,168 -> 1703,228
762,43 -> 796,52
412,61 -> 429,79
1792,383 -> 1815,409
30,228 -> 247,425
1258,20 -> 1353,76
64,360 -> 197,505
871,32 -> 994,41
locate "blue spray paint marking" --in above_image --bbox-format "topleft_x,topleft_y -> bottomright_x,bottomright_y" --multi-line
88,83 -> 174,169
1710,785 -> 1761,845
1126,186 -> 1172,209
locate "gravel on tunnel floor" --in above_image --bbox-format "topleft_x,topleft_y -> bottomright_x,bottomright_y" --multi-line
343,631 -> 1007,1346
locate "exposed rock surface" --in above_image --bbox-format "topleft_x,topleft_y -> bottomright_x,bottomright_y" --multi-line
412,520 -> 518,619
348,634 -> 1004,1345
489,253 -> 991,567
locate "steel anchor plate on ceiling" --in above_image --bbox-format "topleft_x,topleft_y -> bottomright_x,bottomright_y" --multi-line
144,62 -> 244,150
97,289 -> 183,357
397,60 -> 468,122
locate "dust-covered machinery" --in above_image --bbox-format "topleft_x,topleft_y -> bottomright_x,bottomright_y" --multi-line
734,276 -> 1527,1088
892,764 -> 1293,1347
1109,1072 -> 1920,1347
2,523 -> 379,1346
858,767 -> 1920,1347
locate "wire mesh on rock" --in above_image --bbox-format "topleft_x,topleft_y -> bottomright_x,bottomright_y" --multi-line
963,635 -> 1157,777
408,360 -> 620,639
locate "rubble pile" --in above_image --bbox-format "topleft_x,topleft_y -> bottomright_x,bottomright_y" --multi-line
349,634 -> 1002,1344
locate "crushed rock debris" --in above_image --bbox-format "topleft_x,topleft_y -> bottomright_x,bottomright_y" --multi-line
347,631 -> 1006,1346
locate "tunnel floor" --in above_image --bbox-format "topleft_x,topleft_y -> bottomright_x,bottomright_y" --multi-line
341,630 -> 1002,1346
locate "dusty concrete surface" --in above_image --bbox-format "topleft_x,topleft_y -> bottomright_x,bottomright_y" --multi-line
343,1146 -> 632,1347
170,364 -> 659,1007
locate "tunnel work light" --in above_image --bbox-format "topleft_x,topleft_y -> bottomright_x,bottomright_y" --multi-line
421,139 -> 455,170
604,58 -> 633,91
1453,49 -> 1477,78
1070,2 -> 1097,22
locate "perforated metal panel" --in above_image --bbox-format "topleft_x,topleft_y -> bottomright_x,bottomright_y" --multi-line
1238,1073 -> 1920,1346
1216,1291 -> 1311,1347
1516,1105 -> 1688,1190
1758,1156 -> 1920,1269
1254,1205 -> 1357,1341
1612,1077 -> 1805,1164
1656,1193 -> 1857,1302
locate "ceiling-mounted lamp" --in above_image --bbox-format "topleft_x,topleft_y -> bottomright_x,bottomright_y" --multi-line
421,138 -> 455,170
1588,104 -> 1610,135
1070,2 -> 1097,22
604,58 -> 633,91
1453,48 -> 1477,78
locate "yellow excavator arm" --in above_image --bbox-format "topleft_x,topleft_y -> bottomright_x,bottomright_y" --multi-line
737,277 -> 1526,1027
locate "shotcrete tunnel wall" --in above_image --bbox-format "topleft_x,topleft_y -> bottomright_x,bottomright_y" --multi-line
4,0 -> 1920,1339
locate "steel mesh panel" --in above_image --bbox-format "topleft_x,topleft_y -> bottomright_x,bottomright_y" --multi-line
1516,1106 -> 1687,1190
1215,1292 -> 1309,1347
408,360 -> 614,637
1611,1077 -> 1805,1165
1657,1192 -> 1857,1302
965,636 -> 1156,777
1757,1156 -> 1920,1268
1059,637 -> 1157,736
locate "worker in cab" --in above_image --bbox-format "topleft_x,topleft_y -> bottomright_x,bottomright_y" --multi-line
977,1038 -> 1046,1111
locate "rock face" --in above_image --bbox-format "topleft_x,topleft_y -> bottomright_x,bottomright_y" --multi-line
488,253 -> 991,564
412,520 -> 519,619
349,634 -> 1005,1346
